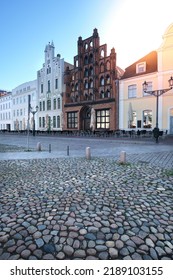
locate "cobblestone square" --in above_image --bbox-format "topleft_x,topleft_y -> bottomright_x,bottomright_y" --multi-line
0,135 -> 173,259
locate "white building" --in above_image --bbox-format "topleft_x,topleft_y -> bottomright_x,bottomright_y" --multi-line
37,41 -> 73,132
12,80 -> 37,131
0,91 -> 12,131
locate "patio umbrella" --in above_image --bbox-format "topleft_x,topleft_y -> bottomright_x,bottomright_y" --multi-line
128,102 -> 133,128
90,107 -> 96,131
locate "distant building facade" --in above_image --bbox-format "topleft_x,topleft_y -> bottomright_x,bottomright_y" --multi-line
0,90 -> 12,131
37,42 -> 73,132
63,28 -> 123,133
119,23 -> 173,134
12,80 -> 37,131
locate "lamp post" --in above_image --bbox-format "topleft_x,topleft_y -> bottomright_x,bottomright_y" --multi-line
142,76 -> 173,143
30,105 -> 39,136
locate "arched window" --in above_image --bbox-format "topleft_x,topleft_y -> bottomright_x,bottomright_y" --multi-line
71,83 -> 74,92
106,61 -> 110,70
105,89 -> 110,98
100,91 -> 104,98
106,75 -> 110,84
100,49 -> 104,58
47,99 -> 51,110
57,115 -> 60,128
90,41 -> 93,48
75,83 -> 78,91
89,53 -> 93,63
84,55 -> 88,65
84,80 -> 88,89
100,76 -> 104,86
100,62 -> 104,72
53,98 -> 56,110
84,68 -> 88,77
85,43 -> 88,51
89,66 -> 94,76
89,79 -> 93,88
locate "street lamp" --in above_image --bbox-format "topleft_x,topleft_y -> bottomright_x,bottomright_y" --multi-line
30,105 -> 39,136
142,76 -> 173,143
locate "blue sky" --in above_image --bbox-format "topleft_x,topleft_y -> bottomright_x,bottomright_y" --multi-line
1,0 -> 173,91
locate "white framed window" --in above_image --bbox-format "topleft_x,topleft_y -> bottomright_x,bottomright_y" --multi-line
128,84 -> 137,98
136,62 -> 146,74
143,110 -> 152,128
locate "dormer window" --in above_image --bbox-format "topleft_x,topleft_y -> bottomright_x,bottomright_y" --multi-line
136,62 -> 146,74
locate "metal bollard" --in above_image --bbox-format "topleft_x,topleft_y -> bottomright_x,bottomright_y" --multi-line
67,145 -> 69,156
119,151 -> 126,164
86,147 -> 91,160
49,144 -> 51,153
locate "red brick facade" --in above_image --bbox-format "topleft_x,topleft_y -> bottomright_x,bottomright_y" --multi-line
63,28 -> 120,132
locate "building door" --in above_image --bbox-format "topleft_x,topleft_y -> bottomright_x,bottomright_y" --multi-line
170,116 -> 173,134
80,106 -> 91,130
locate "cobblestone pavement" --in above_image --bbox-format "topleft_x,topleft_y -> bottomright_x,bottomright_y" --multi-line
0,136 -> 173,260
0,153 -> 173,260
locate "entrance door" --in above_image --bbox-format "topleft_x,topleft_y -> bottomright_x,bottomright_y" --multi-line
80,106 -> 91,131
170,116 -> 173,134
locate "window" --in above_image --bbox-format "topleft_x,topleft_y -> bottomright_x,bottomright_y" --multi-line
143,110 -> 152,128
39,117 -> 41,127
84,55 -> 88,65
47,99 -> 51,110
100,76 -> 104,86
48,80 -> 50,92
129,111 -> 137,128
53,98 -> 56,110
58,98 -> 60,109
100,63 -> 104,72
43,101 -> 45,111
89,53 -> 93,63
57,115 -> 60,128
47,66 -> 51,74
96,109 -> 110,129
89,79 -> 93,88
75,83 -> 78,91
84,80 -> 88,89
53,116 -> 56,128
41,84 -> 43,93
106,61 -> 110,71
89,66 -> 93,76
136,62 -> 146,74
128,85 -> 137,98
100,49 -> 104,58
67,112 -> 78,128
84,68 -> 88,77
39,101 -> 42,111
55,78 -> 58,89
42,117 -> 45,128
106,75 -> 110,84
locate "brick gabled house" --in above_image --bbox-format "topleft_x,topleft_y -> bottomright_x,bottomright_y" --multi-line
63,28 -> 123,133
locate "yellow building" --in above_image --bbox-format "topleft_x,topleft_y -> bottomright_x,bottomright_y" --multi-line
119,23 -> 173,134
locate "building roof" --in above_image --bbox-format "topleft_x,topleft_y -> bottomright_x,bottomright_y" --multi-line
121,51 -> 157,79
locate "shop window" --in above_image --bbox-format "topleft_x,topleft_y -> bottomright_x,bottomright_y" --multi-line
96,109 -> 110,129
143,110 -> 152,128
67,112 -> 78,128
